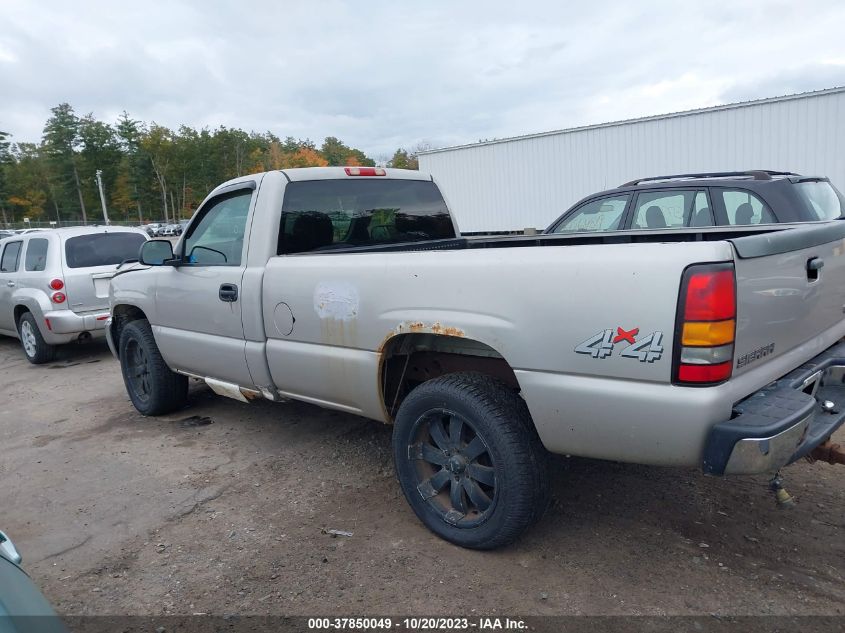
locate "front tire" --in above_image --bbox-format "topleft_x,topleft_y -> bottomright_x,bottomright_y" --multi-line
18,312 -> 56,365
392,372 -> 549,549
119,319 -> 188,415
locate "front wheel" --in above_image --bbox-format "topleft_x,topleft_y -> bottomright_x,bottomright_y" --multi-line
392,372 -> 549,549
119,319 -> 188,415
18,312 -> 56,364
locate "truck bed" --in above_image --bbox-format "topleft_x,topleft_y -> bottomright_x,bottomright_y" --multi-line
250,217 -> 845,467
296,220 -> 845,255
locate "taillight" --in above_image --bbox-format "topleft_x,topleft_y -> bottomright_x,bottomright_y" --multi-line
674,263 -> 736,385
344,167 -> 386,176
51,291 -> 66,304
49,278 -> 64,290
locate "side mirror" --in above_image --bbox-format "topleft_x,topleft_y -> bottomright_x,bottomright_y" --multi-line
139,240 -> 176,266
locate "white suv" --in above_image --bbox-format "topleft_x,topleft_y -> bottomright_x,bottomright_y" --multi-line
0,227 -> 148,363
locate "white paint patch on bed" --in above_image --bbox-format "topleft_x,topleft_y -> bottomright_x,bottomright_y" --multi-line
314,281 -> 359,320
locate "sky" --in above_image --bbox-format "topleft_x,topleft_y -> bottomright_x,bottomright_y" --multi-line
1,0 -> 844,159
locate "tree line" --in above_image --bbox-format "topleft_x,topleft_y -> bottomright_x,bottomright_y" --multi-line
0,103 -> 423,226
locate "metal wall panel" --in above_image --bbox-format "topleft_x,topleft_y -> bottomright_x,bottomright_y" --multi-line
420,88 -> 845,233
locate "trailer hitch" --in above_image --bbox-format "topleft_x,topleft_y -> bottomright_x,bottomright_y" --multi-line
768,472 -> 795,508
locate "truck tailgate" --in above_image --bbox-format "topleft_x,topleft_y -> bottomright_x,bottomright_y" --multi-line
730,222 -> 845,376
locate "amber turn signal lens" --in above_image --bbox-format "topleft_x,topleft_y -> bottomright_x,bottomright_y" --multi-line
682,319 -> 735,347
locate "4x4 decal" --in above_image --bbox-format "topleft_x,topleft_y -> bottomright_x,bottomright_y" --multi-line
575,326 -> 664,363
574,329 -> 615,359
613,327 -> 639,344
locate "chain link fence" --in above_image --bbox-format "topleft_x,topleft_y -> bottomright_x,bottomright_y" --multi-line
1,219 -> 176,230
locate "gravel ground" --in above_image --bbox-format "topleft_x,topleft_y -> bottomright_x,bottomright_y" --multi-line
1,336 -> 843,617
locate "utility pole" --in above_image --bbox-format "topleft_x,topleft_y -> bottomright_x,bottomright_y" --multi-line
95,169 -> 110,225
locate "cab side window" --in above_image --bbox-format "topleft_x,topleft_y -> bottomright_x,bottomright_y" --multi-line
550,194 -> 630,233
24,238 -> 49,272
183,190 -> 252,266
689,192 -> 715,227
0,241 -> 23,272
632,190 -> 712,229
719,189 -> 776,225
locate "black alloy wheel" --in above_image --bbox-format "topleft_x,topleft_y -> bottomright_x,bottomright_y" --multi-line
410,408 -> 498,527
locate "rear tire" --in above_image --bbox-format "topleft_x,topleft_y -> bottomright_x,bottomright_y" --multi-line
18,312 -> 56,365
119,319 -> 188,415
392,372 -> 549,549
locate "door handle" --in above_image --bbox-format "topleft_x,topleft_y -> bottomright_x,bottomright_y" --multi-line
219,283 -> 238,302
807,257 -> 824,281
6,281 -> 15,287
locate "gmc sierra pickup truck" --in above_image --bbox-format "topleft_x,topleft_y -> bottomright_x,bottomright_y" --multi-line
108,166 -> 845,549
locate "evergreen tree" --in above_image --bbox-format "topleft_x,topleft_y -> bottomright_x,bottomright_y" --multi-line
42,103 -> 87,223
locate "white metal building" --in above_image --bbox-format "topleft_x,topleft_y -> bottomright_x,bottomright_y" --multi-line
418,87 -> 845,233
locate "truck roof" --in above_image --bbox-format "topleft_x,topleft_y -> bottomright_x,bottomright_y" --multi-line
205,167 -> 434,199
281,166 -> 432,182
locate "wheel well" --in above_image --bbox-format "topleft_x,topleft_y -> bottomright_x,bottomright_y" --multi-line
13,305 -> 29,326
380,333 -> 519,421
111,304 -> 149,353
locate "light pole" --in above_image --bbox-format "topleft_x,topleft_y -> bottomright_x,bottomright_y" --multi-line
95,170 -> 110,225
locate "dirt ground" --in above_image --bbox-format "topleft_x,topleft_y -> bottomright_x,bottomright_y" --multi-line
1,336 -> 843,617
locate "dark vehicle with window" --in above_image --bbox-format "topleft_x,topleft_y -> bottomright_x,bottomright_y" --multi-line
0,226 -> 148,363
545,170 -> 845,234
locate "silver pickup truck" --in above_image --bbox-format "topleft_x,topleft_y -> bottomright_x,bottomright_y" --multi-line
107,166 -> 845,549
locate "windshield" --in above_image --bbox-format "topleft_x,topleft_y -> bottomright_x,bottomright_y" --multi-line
794,181 -> 845,220
64,232 -> 147,268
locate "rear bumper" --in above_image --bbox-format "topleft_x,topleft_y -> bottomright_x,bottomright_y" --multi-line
43,309 -> 110,338
703,340 -> 845,475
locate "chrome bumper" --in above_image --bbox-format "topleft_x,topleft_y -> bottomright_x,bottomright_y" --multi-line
703,341 -> 845,475
722,414 -> 811,475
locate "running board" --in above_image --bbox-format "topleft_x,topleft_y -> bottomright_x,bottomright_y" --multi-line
205,377 -> 255,403
175,370 -> 286,403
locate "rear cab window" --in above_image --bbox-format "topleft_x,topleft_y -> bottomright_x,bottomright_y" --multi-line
24,238 -> 49,272
278,179 -> 455,254
0,241 -> 23,272
549,194 -> 630,233
717,189 -> 776,225
64,232 -> 147,268
631,190 -> 713,229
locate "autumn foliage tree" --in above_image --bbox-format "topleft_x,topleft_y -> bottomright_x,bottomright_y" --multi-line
386,143 -> 430,170
320,136 -> 374,167
0,105 -> 379,226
